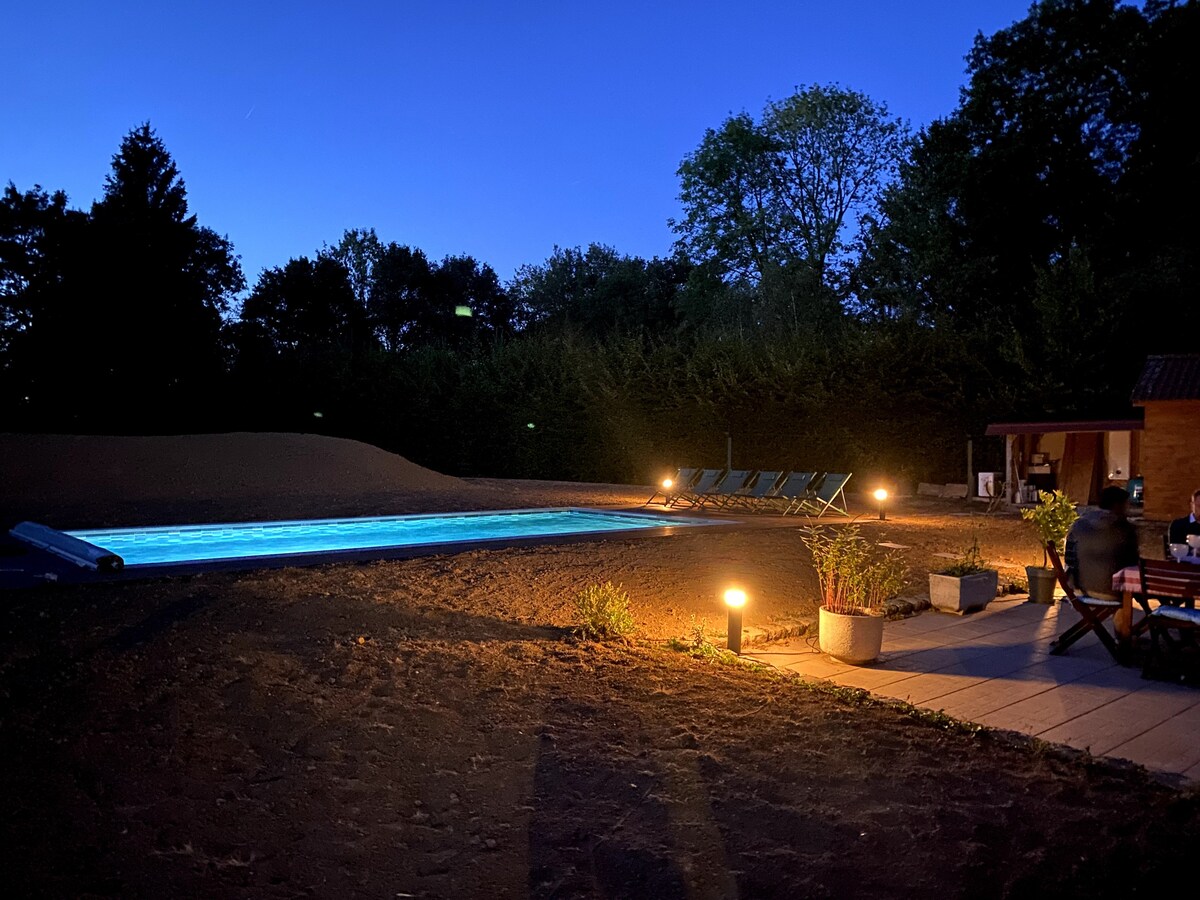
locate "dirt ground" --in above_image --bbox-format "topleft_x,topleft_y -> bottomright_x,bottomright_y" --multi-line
2,435 -> 1192,896
2,484 -> 1197,898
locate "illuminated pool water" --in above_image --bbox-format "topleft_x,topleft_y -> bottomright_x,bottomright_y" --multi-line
61,508 -> 718,568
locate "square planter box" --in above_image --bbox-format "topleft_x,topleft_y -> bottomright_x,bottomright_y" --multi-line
929,570 -> 999,615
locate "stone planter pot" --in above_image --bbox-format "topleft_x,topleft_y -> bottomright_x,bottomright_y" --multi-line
1025,566 -> 1058,604
929,570 -> 999,615
818,606 -> 884,665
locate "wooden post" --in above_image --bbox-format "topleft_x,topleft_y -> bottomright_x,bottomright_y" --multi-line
1005,434 -> 1015,505
967,438 -> 974,497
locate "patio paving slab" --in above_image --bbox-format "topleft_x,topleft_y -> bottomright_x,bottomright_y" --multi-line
747,600 -> 1200,784
1105,702 -> 1200,775
1037,684 -> 1200,757
929,655 -> 1116,722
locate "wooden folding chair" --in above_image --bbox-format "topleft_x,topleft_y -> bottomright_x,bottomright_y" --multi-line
1139,559 -> 1200,672
1045,542 -> 1123,660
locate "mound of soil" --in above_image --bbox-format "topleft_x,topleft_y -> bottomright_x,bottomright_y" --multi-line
0,433 -> 495,527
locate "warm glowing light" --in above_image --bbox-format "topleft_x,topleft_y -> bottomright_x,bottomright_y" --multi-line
662,478 -> 674,489
873,488 -> 889,502
724,588 -> 747,608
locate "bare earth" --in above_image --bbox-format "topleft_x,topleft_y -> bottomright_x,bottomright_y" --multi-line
1,434 -> 1196,898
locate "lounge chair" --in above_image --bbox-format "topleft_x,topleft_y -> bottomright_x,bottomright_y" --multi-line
645,467 -> 698,506
764,471 -> 819,515
669,468 -> 725,508
695,469 -> 754,509
799,473 -> 852,517
1045,542 -> 1123,661
726,470 -> 784,511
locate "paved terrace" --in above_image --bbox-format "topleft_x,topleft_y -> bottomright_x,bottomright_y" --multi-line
749,599 -> 1200,784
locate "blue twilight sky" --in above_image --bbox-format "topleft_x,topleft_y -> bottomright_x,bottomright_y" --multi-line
2,1 -> 1034,285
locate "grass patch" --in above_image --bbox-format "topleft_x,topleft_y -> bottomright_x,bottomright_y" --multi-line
572,581 -> 636,641
665,616 -> 767,670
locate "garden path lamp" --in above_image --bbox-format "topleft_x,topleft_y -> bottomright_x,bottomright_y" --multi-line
724,588 -> 746,654
873,488 -> 889,521
661,477 -> 674,504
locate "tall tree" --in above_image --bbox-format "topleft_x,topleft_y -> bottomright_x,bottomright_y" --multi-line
858,0 -> 1196,416
323,228 -> 383,310
509,244 -> 686,338
0,185 -> 75,369
425,255 -> 512,345
81,124 -> 243,417
239,256 -> 366,354
231,255 -> 367,427
367,242 -> 433,351
672,85 -> 909,326
1,125 -> 243,426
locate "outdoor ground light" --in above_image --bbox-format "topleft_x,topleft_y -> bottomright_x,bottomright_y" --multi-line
724,588 -> 747,654
873,487 -> 889,520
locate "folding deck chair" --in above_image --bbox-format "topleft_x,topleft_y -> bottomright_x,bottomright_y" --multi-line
669,468 -> 725,508
694,470 -> 754,509
799,473 -> 852,517
1139,558 -> 1200,673
1045,542 -> 1123,661
645,467 -> 698,506
765,471 -> 819,515
726,471 -> 784,511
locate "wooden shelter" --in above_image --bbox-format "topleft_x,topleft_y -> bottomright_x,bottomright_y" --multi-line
985,419 -> 1143,507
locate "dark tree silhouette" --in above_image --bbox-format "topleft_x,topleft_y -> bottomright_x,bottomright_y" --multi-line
0,184 -> 80,402
858,0 -> 1198,417
508,244 -> 687,338
426,255 -> 512,345
367,242 -> 433,351
239,255 -> 367,354
672,85 -> 909,328
3,124 -> 244,426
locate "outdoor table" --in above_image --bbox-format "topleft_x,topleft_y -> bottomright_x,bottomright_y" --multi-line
1111,563 -> 1200,650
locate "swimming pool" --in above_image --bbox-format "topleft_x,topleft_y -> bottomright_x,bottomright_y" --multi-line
11,508 -> 720,570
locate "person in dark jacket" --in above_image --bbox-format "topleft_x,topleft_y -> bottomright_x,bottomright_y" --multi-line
1167,488 -> 1200,548
1065,486 -> 1140,600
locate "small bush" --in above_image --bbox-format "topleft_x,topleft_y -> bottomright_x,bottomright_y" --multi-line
573,582 -> 636,641
667,616 -> 720,657
804,524 -> 908,615
939,536 -> 992,577
1020,489 -> 1079,560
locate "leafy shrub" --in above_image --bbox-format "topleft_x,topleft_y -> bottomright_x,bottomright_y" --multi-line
939,537 -> 993,577
804,525 -> 908,615
1020,490 -> 1079,559
573,582 -> 636,640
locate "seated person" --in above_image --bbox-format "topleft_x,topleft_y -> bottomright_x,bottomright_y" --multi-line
1065,486 -> 1139,600
1167,488 -> 1200,547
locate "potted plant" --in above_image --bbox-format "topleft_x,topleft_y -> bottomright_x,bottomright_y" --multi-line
1019,490 -> 1078,604
805,525 -> 908,665
929,537 -> 998,614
